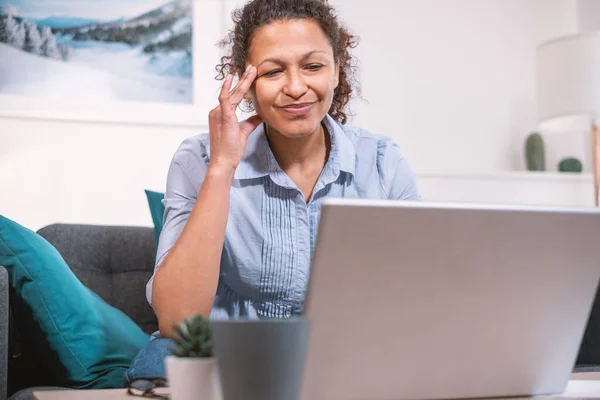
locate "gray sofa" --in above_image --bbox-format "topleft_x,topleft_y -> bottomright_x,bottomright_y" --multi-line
0,224 -> 159,400
1,223 -> 600,400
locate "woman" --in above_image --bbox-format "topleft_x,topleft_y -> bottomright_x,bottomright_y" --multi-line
125,0 -> 420,383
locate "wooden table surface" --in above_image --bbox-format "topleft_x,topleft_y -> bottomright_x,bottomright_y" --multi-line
34,373 -> 600,400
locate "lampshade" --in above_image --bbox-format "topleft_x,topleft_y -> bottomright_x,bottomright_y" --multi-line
536,32 -> 600,207
536,32 -> 600,130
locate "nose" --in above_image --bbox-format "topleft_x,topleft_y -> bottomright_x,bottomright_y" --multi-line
282,69 -> 308,99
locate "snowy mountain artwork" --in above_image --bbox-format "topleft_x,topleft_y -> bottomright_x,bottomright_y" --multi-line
0,0 -> 193,104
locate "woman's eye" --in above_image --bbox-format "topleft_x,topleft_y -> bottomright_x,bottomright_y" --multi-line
263,70 -> 282,77
306,64 -> 323,71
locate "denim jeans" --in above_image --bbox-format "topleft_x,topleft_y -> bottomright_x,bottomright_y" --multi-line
123,334 -> 174,386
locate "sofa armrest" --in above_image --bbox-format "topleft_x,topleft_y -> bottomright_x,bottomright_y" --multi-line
0,265 -> 8,400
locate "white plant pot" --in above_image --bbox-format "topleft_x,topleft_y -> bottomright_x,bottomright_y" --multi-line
165,356 -> 222,400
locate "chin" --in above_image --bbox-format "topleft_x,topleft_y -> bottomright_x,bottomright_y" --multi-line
267,116 -> 325,139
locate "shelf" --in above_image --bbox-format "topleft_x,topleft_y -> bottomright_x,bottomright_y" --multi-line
416,171 -> 593,182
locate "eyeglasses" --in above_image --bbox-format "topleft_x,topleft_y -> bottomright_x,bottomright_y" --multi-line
126,377 -> 169,399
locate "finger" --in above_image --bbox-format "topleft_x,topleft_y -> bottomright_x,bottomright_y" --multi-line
218,74 -> 234,115
239,115 -> 263,138
228,66 -> 251,97
230,65 -> 257,106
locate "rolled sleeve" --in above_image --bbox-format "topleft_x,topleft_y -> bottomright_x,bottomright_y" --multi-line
146,135 -> 210,306
377,138 -> 422,201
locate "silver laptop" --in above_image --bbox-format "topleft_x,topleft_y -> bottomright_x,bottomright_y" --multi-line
301,199 -> 600,400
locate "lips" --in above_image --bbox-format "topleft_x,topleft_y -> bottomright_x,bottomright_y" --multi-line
278,102 -> 316,117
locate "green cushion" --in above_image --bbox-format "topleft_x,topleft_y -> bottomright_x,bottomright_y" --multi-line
0,215 -> 150,389
144,190 -> 165,248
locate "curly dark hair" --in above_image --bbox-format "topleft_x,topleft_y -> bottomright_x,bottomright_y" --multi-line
215,0 -> 360,124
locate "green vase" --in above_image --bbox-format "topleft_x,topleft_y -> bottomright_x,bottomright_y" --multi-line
525,133 -> 545,171
558,157 -> 583,173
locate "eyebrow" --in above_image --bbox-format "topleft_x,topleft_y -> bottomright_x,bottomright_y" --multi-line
257,50 -> 328,67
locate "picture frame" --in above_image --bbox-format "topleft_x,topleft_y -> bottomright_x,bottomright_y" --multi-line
0,0 -> 227,128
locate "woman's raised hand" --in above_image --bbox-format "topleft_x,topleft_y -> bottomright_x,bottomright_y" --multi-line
207,65 -> 263,175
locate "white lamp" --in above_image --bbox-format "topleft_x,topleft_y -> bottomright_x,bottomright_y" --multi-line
536,32 -> 600,207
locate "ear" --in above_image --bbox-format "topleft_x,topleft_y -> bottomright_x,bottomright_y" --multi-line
334,62 -> 340,89
244,75 -> 256,101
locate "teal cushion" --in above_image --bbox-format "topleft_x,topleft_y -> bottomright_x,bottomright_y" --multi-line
144,190 -> 165,248
0,215 -> 150,389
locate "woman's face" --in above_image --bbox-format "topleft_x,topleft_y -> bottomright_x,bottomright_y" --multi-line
246,18 -> 339,139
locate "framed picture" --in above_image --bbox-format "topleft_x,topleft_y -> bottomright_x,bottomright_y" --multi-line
0,0 -> 226,127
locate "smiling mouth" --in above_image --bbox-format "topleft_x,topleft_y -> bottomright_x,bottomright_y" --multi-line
279,102 -> 317,109
277,102 -> 316,117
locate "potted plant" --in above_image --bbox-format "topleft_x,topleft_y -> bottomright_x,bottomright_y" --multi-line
165,314 -> 223,400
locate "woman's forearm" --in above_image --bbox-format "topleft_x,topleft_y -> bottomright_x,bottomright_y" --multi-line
152,165 -> 235,337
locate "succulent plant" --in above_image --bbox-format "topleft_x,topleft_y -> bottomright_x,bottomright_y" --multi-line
525,132 -> 546,171
169,314 -> 214,358
558,157 -> 583,173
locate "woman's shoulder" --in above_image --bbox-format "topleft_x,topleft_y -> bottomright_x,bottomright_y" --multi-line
170,133 -> 211,168
338,124 -> 403,159
173,133 -> 211,159
338,124 -> 420,200
164,133 -> 212,189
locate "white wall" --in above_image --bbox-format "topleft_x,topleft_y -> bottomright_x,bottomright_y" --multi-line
329,0 -> 580,174
0,117 -> 197,230
577,0 -> 600,32
0,0 -> 594,232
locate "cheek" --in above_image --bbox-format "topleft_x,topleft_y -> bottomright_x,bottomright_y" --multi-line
314,75 -> 336,98
252,80 -> 278,107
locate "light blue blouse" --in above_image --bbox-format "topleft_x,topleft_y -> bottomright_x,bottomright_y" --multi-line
146,114 -> 421,319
